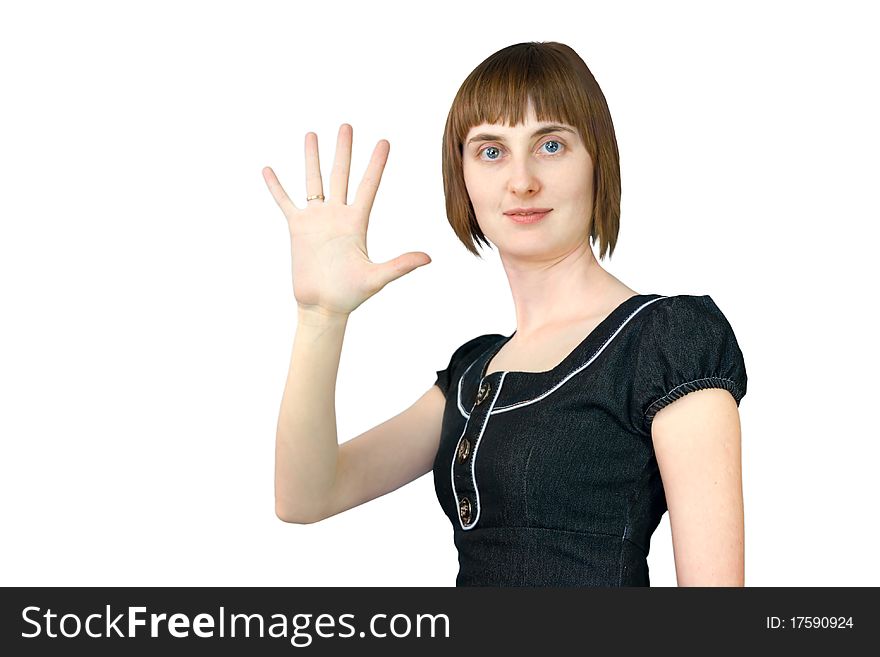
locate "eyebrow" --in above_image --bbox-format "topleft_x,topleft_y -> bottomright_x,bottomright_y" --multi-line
466,124 -> 576,146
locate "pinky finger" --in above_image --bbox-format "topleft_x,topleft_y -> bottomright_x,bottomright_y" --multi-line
262,166 -> 299,215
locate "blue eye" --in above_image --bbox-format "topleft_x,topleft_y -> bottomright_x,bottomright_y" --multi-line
478,140 -> 564,161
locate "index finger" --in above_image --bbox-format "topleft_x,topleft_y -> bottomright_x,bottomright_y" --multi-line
353,140 -> 390,215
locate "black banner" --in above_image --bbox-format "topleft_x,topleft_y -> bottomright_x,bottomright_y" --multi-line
0,587 -> 872,654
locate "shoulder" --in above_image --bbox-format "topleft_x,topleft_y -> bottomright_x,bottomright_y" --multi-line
454,332 -> 505,351
627,293 -> 748,434
434,333 -> 506,398
645,293 -> 731,324
641,293 -> 745,355
637,294 -> 741,349
444,333 -> 506,367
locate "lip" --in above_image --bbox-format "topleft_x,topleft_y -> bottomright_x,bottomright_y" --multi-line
505,209 -> 552,224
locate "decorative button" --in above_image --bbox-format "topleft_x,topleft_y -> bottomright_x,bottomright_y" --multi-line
456,438 -> 471,464
459,496 -> 472,524
476,380 -> 490,405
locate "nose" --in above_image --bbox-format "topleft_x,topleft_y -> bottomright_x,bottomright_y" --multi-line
506,157 -> 541,196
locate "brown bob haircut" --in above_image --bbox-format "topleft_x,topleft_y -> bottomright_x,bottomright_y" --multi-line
441,41 -> 621,260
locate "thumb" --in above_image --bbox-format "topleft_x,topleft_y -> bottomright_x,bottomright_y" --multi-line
373,252 -> 432,289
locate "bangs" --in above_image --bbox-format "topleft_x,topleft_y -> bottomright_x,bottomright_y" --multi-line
449,43 -> 594,153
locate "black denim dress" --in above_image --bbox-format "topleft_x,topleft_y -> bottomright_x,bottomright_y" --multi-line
432,294 -> 748,587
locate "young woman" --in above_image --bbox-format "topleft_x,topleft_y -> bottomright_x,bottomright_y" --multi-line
264,41 -> 748,587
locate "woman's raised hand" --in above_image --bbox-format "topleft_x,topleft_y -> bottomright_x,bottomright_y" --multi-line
262,124 -> 431,318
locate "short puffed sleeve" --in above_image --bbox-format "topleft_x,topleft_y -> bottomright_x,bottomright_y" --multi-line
434,334 -> 503,399
631,295 -> 748,435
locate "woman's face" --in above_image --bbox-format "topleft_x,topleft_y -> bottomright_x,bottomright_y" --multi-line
462,100 -> 594,261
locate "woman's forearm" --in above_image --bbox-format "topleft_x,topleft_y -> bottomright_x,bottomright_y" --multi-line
274,307 -> 349,523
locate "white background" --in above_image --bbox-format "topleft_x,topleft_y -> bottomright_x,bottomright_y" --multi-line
2,0 -> 877,587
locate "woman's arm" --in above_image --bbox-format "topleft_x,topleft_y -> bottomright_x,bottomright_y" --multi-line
651,388 -> 745,586
275,306 -> 447,524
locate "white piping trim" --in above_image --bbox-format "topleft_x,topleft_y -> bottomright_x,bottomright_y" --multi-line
455,356 -> 482,418
453,297 -> 669,419
489,296 -> 668,415
451,371 -> 507,531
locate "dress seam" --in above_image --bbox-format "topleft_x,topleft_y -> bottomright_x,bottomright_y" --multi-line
459,525 -> 626,542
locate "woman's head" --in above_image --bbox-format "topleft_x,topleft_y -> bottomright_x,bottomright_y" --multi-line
442,42 -> 621,261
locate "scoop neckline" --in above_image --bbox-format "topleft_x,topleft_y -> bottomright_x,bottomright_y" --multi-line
478,293 -> 661,381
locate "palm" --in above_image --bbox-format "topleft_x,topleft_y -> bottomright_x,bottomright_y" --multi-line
288,207 -> 374,314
